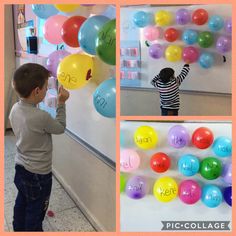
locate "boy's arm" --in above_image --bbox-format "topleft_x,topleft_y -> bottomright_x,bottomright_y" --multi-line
151,74 -> 160,88
176,64 -> 190,85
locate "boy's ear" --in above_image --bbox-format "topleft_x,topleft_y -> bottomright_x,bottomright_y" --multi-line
34,87 -> 40,96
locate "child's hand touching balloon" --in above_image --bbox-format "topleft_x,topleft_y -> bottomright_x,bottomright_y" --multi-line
58,86 -> 70,104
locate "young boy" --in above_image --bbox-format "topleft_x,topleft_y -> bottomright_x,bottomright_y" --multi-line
9,63 -> 70,231
151,64 -> 190,116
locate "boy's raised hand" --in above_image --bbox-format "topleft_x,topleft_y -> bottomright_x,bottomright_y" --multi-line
58,86 -> 70,104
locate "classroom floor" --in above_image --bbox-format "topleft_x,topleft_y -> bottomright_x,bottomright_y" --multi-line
4,131 -> 95,232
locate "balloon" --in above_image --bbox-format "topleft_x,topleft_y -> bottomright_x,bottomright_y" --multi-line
32,4 -> 58,19
150,152 -> 171,173
192,127 -> 214,149
165,45 -> 182,62
46,50 -> 70,77
182,29 -> 198,45
198,52 -> 214,69
223,186 -> 232,207
225,18 -> 232,34
43,15 -> 68,44
54,4 -> 79,13
200,157 -> 222,180
134,126 -> 158,150
176,8 -> 191,25
168,125 -> 190,148
212,136 -> 232,157
78,15 -> 109,55
198,31 -> 214,48
125,176 -> 147,199
149,44 -> 164,59
120,174 -> 126,193
93,78 -> 116,118
164,28 -> 179,42
144,26 -> 160,41
120,131 -> 125,147
208,15 -> 224,32
192,9 -> 208,25
201,185 -> 222,208
96,19 -> 116,65
179,180 -> 201,205
178,154 -> 200,176
133,11 -> 150,28
182,46 -> 199,63
155,10 -> 172,26
120,149 -> 140,172
57,54 -> 93,90
222,162 -> 232,184
216,36 -> 231,54
153,177 -> 178,203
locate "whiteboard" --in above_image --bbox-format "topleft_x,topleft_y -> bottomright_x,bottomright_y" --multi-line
120,5 -> 232,94
120,121 -> 232,232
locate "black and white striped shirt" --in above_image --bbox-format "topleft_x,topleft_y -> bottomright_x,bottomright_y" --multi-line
151,65 -> 190,109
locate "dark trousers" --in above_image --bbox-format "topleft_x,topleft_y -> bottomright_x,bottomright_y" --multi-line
161,107 -> 179,116
13,165 -> 52,232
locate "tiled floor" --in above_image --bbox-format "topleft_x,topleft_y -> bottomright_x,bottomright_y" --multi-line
4,131 -> 96,232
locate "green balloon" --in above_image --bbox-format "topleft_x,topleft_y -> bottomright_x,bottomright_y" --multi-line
120,174 -> 126,193
198,31 -> 214,48
96,19 -> 116,65
200,157 -> 222,180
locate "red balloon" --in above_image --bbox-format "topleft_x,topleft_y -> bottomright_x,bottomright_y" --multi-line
192,127 -> 214,149
61,16 -> 87,48
164,28 -> 179,42
192,9 -> 208,25
150,152 -> 171,173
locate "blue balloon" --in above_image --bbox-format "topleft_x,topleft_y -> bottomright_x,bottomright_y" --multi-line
93,78 -> 116,118
208,15 -> 224,32
120,131 -> 125,147
198,52 -> 214,69
178,154 -> 200,176
212,136 -> 232,157
133,11 -> 150,28
201,185 -> 222,208
223,186 -> 232,207
182,29 -> 198,45
78,15 -> 110,55
32,4 -> 58,19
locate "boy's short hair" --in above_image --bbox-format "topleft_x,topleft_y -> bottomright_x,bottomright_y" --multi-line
159,68 -> 175,84
13,63 -> 50,98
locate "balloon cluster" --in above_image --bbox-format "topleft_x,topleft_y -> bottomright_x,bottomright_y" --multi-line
132,8 -> 232,68
120,125 -> 232,207
32,4 -> 116,118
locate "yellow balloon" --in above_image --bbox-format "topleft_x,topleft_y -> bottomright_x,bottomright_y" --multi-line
165,45 -> 182,62
153,177 -> 178,203
54,4 -> 79,13
155,10 -> 172,26
134,126 -> 158,150
57,54 -> 93,90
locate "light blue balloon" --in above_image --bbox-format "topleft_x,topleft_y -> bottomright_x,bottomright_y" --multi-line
120,131 -> 125,147
78,15 -> 110,55
201,185 -> 222,208
133,11 -> 149,28
212,136 -> 232,157
208,15 -> 224,32
198,52 -> 214,69
178,154 -> 200,176
182,29 -> 198,45
32,4 -> 58,19
93,78 -> 116,118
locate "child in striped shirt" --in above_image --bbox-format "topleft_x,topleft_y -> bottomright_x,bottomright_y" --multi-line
151,64 -> 190,116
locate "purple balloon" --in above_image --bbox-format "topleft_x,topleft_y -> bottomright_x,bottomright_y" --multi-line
225,18 -> 232,34
222,163 -> 232,184
46,50 -> 70,77
149,44 -> 164,59
176,8 -> 191,25
168,125 -> 190,148
125,176 -> 147,199
216,36 -> 231,54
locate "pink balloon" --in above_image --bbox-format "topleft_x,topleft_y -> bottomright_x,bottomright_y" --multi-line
182,46 -> 199,63
43,15 -> 68,44
120,149 -> 140,172
144,26 -> 160,41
